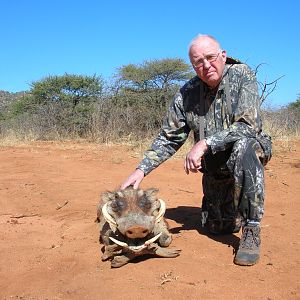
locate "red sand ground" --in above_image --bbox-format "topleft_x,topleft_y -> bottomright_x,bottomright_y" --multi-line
0,141 -> 299,300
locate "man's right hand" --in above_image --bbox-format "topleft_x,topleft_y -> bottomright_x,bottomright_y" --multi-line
120,169 -> 145,190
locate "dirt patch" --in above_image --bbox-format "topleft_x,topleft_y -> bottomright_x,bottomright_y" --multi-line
0,141 -> 299,299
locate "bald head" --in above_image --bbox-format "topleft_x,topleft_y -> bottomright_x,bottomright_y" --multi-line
188,34 -> 221,58
188,34 -> 227,88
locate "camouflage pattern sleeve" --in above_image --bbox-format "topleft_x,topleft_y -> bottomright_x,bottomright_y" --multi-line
206,64 -> 263,154
137,92 -> 191,175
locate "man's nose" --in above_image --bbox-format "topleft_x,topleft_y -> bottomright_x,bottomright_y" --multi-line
203,59 -> 211,69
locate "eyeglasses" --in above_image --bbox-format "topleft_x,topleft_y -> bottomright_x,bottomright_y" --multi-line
192,51 -> 221,68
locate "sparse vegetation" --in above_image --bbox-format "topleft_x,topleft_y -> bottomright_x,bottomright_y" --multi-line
0,60 -> 299,149
0,59 -> 193,144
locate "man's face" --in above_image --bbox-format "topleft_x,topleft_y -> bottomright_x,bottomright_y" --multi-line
189,38 -> 227,88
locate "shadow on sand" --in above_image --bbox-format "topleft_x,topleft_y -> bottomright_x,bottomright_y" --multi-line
101,206 -> 240,267
165,206 -> 240,251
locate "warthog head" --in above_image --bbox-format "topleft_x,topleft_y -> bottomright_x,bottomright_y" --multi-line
102,187 -> 165,241
97,186 -> 180,268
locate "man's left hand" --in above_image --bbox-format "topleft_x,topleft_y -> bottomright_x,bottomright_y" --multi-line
184,139 -> 208,174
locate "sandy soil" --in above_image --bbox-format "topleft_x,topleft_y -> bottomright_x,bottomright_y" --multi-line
0,140 -> 299,300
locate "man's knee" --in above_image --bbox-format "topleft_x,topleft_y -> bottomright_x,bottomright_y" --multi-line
232,138 -> 259,155
227,138 -> 263,170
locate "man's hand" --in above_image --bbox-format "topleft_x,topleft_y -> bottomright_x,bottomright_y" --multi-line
184,139 -> 208,174
120,169 -> 145,190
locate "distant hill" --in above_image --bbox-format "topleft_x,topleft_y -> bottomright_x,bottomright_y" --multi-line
0,90 -> 27,112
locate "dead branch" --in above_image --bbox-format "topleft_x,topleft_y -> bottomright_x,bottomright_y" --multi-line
178,189 -> 194,194
253,62 -> 284,105
56,200 -> 69,210
10,213 -> 39,219
161,279 -> 172,285
259,75 -> 285,104
254,63 -> 267,76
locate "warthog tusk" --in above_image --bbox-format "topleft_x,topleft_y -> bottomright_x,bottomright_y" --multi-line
109,236 -> 129,247
144,232 -> 162,245
155,199 -> 166,223
128,245 -> 146,252
102,203 -> 117,230
109,232 -> 162,252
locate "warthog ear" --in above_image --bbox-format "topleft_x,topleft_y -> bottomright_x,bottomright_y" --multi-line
144,188 -> 159,202
101,191 -> 117,203
137,188 -> 144,198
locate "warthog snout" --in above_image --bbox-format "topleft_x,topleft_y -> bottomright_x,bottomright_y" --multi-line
125,225 -> 149,239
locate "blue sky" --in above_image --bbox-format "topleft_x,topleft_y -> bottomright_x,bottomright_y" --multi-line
1,0 -> 299,107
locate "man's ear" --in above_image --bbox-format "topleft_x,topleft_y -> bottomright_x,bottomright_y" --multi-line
221,50 -> 227,63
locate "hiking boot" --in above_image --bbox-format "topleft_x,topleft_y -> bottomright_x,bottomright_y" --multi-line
234,224 -> 261,266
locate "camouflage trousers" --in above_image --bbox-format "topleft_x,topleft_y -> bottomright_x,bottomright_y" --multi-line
201,138 -> 271,234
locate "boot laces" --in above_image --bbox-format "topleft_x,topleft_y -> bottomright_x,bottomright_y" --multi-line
240,226 -> 260,249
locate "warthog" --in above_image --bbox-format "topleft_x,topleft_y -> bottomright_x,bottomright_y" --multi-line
96,187 -> 180,268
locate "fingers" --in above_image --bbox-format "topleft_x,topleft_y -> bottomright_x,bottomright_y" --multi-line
133,179 -> 142,189
120,181 -> 131,190
184,159 -> 189,175
184,141 -> 207,174
184,155 -> 201,174
120,178 -> 137,190
120,169 -> 145,190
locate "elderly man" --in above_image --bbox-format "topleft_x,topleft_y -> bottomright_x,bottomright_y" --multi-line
121,34 -> 272,266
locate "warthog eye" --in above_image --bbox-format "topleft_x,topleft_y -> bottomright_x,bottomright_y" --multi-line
138,196 -> 152,211
111,199 -> 127,212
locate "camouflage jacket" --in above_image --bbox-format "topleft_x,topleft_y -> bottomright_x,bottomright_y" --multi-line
137,63 -> 271,175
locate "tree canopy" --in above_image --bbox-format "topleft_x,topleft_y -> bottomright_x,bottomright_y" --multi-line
30,74 -> 104,107
117,58 -> 193,91
112,58 -> 193,108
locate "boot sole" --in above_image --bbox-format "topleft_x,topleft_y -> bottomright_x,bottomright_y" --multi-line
234,258 -> 259,266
